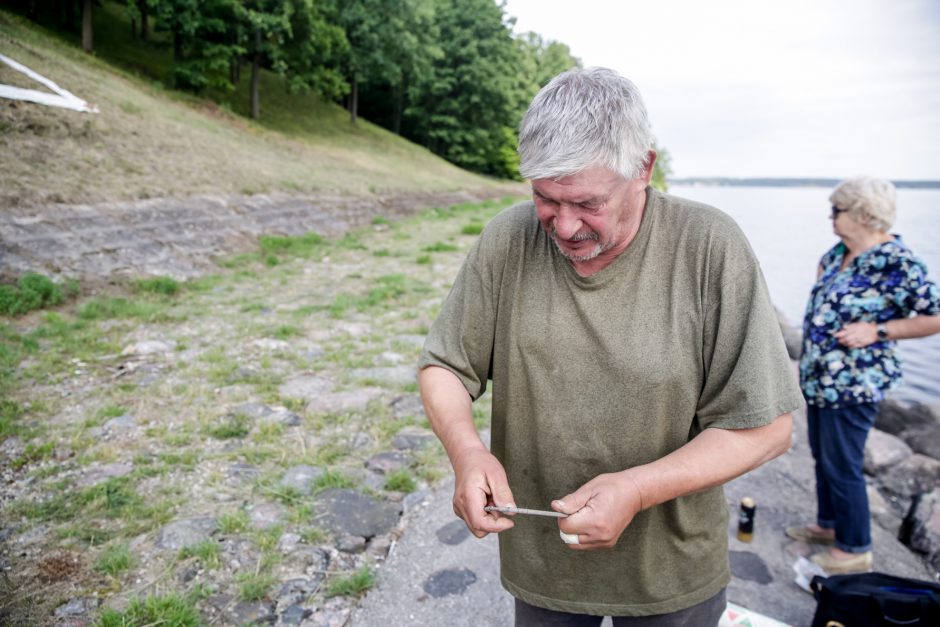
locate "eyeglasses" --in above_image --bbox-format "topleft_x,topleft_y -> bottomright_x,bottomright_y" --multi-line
830,205 -> 848,219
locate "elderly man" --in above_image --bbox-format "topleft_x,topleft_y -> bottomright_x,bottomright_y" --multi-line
418,67 -> 803,626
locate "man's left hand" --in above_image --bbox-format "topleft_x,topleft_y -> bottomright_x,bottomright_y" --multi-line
551,471 -> 644,550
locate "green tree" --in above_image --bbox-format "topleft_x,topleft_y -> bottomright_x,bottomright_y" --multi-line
238,0 -> 292,118
279,0 -> 348,103
518,32 -> 581,88
153,0 -> 240,91
354,0 -> 441,135
651,142 -> 672,191
404,0 -> 530,178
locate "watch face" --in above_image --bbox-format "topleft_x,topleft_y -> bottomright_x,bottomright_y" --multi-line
877,325 -> 888,339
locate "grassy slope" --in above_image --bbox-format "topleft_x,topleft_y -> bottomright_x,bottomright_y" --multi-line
0,5 -> 506,209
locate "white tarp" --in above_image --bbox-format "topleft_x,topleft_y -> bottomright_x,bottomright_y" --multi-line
0,52 -> 98,113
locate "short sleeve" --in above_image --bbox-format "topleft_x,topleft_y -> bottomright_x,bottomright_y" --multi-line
697,259 -> 804,430
417,236 -> 498,401
892,257 -> 940,317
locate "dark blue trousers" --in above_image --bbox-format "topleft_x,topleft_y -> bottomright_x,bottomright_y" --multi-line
806,402 -> 878,553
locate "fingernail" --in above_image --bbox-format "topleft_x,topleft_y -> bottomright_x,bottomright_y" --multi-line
553,500 -> 565,507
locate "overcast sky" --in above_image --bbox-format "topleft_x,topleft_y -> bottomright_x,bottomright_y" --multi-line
503,0 -> 940,180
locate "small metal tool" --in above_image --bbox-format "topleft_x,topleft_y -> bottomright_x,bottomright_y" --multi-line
484,505 -> 568,518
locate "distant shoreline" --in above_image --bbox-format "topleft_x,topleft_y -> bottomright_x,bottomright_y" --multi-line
672,178 -> 940,189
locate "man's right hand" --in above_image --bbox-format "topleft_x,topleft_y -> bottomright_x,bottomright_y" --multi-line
451,447 -> 516,538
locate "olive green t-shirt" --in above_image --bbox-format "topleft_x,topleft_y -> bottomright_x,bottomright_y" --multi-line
418,188 -> 803,616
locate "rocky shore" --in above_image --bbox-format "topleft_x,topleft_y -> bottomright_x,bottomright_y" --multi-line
1,195 -> 938,626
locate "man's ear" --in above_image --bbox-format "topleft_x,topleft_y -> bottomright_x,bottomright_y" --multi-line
642,150 -> 658,184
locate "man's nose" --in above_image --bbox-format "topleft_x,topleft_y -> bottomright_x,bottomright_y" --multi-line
553,205 -> 582,239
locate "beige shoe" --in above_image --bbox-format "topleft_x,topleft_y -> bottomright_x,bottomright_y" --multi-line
811,550 -> 873,574
785,526 -> 835,545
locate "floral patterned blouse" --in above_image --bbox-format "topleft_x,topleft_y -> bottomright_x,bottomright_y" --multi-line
799,237 -> 940,407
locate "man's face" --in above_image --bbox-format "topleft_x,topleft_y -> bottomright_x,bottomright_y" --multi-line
531,165 -> 649,272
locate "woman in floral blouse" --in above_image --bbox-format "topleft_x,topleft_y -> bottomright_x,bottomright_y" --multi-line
788,176 -> 940,574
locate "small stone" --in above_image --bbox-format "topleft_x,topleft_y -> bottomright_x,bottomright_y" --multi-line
54,597 -> 100,618
103,414 -> 137,431
336,534 -> 367,553
280,465 -> 324,495
313,489 -> 402,538
156,517 -> 219,551
279,375 -> 334,401
389,395 -> 425,420
365,451 -> 410,475
249,502 -> 287,530
76,462 -> 134,488
228,462 -> 260,483
279,604 -> 311,625
366,534 -> 393,559
391,427 -> 436,451
278,533 -> 302,554
121,340 -> 173,356
349,366 -> 416,387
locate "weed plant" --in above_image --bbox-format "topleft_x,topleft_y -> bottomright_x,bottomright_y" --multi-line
0,272 -> 77,316
94,543 -> 135,575
327,566 -> 375,597
96,594 -> 205,627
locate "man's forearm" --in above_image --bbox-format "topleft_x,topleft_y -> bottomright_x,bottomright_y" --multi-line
624,413 -> 793,511
418,365 -> 487,467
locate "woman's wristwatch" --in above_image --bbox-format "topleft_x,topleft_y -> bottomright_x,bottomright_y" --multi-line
876,323 -> 889,340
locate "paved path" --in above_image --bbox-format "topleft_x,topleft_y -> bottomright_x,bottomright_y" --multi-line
350,409 -> 934,626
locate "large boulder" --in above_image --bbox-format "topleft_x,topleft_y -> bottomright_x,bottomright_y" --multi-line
879,455 -> 940,500
864,428 -> 913,475
875,400 -> 937,438
899,488 -> 940,576
313,489 -> 402,539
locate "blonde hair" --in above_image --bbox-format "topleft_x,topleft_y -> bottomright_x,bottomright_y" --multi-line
829,176 -> 896,232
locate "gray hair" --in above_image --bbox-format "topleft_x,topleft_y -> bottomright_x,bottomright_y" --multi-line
518,67 -> 653,181
830,176 -> 897,232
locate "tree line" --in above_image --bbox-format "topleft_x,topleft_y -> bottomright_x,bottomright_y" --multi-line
10,0 -> 671,184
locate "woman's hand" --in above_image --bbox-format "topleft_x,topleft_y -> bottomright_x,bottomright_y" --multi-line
834,321 -> 879,348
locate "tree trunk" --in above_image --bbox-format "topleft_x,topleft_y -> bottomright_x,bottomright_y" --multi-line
131,18 -> 137,40
140,1 -> 149,41
65,0 -> 75,31
82,0 -> 93,53
250,31 -> 261,120
349,74 -> 358,125
393,82 -> 403,135
173,32 -> 183,64
230,57 -> 239,87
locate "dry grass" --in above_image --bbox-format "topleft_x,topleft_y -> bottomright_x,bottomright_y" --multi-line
0,9 -> 502,209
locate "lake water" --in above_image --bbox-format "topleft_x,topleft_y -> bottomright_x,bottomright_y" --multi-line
670,185 -> 940,408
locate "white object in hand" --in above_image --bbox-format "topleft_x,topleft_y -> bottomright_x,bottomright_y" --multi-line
559,530 -> 580,545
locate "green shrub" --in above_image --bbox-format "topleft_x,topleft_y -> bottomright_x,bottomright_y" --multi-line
206,414 -> 251,439
0,273 -> 67,316
312,470 -> 355,493
259,232 -> 324,258
423,242 -> 459,253
94,543 -> 135,575
327,566 -> 375,597
135,276 -> 181,296
384,469 -> 416,493
178,540 -> 221,569
0,399 -> 25,438
236,572 -> 276,601
96,594 -> 205,627
461,223 -> 484,235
